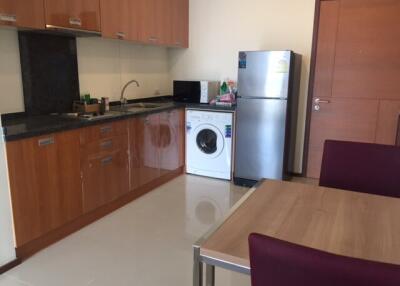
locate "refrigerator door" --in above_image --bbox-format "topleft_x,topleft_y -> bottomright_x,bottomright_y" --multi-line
235,97 -> 287,180
238,51 -> 292,99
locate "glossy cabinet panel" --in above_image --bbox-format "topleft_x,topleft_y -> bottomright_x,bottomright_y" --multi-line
45,0 -> 100,32
134,114 -> 161,187
0,0 -> 45,29
159,109 -> 185,175
6,130 -> 83,247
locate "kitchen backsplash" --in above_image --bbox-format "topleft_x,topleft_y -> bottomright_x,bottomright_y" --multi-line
0,29 -> 172,114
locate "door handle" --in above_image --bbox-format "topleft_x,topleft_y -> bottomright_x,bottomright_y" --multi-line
314,98 -> 330,104
314,98 -> 331,111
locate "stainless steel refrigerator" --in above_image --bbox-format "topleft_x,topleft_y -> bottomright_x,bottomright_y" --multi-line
234,51 -> 302,186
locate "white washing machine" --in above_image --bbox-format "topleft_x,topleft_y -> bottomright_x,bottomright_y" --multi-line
186,109 -> 234,180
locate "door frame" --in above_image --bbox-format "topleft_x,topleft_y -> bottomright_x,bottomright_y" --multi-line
302,0 -> 324,177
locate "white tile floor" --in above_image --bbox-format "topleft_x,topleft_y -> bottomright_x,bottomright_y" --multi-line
0,175 -> 251,286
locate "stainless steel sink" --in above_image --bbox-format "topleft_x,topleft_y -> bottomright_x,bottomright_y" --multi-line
128,103 -> 162,109
78,110 -> 123,121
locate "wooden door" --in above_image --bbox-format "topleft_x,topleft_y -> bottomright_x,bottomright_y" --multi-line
306,0 -> 400,178
6,130 -> 83,246
45,0 -> 100,31
100,0 -> 139,41
138,0 -> 172,45
135,114 -> 161,187
0,0 -> 45,29
171,0 -> 188,48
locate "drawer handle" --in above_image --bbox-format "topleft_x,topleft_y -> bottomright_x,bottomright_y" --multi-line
116,32 -> 125,39
175,41 -> 181,46
38,137 -> 55,147
148,36 -> 158,42
100,125 -> 113,134
101,156 -> 113,166
100,139 -> 113,149
0,14 -> 17,22
69,17 -> 82,26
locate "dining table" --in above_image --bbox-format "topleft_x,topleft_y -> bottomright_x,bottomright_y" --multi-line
193,179 -> 400,286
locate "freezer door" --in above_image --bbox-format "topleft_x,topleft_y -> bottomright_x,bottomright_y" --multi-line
234,98 -> 287,180
238,51 -> 292,99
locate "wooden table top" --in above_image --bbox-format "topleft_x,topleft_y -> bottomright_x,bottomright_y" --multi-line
200,180 -> 400,268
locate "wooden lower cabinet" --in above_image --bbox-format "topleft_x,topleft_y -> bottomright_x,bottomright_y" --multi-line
6,130 -> 83,247
7,109 -> 185,255
159,109 -> 185,175
80,121 -> 130,213
129,109 -> 185,190
81,148 -> 129,213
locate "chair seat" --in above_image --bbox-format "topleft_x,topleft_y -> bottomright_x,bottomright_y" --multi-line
249,233 -> 400,286
319,140 -> 400,198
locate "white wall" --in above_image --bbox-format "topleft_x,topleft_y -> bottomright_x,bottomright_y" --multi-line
0,29 -> 172,115
77,38 -> 171,101
169,0 -> 315,172
0,124 -> 16,266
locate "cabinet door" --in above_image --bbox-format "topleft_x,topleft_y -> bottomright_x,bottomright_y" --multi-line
82,149 -> 129,213
135,114 -> 161,187
171,0 -> 188,48
0,0 -> 45,29
139,0 -> 171,45
6,130 -> 83,247
100,0 -> 139,41
45,0 -> 100,32
159,109 -> 185,175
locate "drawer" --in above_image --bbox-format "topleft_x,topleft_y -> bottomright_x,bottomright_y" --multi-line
80,120 -> 128,144
81,134 -> 128,158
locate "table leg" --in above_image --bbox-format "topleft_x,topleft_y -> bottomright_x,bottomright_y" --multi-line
193,246 -> 203,286
206,264 -> 215,286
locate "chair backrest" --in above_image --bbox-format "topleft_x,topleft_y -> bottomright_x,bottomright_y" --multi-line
249,233 -> 400,286
319,140 -> 400,198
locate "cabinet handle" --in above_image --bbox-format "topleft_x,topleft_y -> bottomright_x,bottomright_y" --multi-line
148,36 -> 158,42
144,118 -> 150,125
69,17 -> 82,26
100,139 -> 113,149
38,137 -> 55,147
0,14 -> 17,23
100,125 -> 113,134
116,32 -> 126,39
101,156 -> 113,166
175,41 -> 181,46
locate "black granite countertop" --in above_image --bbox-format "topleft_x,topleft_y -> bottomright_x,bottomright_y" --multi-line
1,97 -> 236,142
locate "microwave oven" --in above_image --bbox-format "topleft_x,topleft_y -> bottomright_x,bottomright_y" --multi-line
173,81 -> 219,103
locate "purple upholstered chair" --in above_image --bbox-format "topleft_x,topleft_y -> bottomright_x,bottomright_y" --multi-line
249,233 -> 400,286
319,140 -> 400,198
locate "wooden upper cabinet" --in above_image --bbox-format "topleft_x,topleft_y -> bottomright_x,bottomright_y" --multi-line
100,0 -> 139,41
138,0 -> 172,45
45,0 -> 101,32
171,0 -> 188,48
0,0 -> 45,29
6,130 -> 83,247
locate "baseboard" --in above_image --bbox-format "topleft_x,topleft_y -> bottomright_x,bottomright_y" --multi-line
16,167 -> 184,260
0,257 -> 21,274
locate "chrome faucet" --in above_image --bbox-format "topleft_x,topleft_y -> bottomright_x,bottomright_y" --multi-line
120,80 -> 140,107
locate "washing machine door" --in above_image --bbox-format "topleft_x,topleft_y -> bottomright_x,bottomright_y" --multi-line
193,124 -> 224,159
